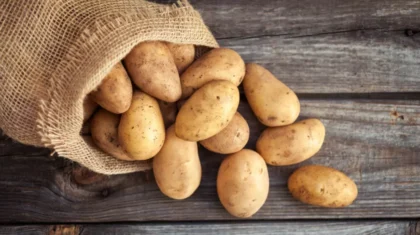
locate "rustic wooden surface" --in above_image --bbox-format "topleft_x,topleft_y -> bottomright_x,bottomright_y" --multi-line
1,0 -> 420,234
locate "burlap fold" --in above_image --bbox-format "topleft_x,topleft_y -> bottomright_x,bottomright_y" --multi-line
0,0 -> 218,174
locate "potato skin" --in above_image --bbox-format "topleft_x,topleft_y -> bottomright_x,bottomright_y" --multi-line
175,80 -> 240,141
124,41 -> 181,102
200,112 -> 250,154
158,100 -> 177,128
180,48 -> 245,98
90,62 -> 132,114
118,91 -> 165,160
83,96 -> 98,122
91,109 -> 133,161
153,125 -> 201,200
166,42 -> 195,74
257,119 -> 325,166
288,165 -> 358,208
243,63 -> 300,126
217,149 -> 269,218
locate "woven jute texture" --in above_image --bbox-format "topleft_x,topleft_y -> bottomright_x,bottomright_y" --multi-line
0,0 -> 218,174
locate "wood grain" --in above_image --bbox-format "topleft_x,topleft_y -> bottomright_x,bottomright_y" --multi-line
0,221 -> 417,235
219,31 -> 420,93
0,99 -> 419,222
190,0 -> 420,38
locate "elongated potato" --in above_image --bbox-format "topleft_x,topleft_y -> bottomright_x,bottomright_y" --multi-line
175,80 -> 240,141
200,112 -> 249,154
166,43 -> 195,74
257,119 -> 325,166
217,149 -> 269,218
288,165 -> 358,208
91,109 -> 133,161
243,63 -> 300,126
124,41 -> 181,102
90,62 -> 132,114
153,125 -> 201,200
118,91 -> 165,160
180,48 -> 245,98
83,96 -> 98,122
158,100 -> 177,128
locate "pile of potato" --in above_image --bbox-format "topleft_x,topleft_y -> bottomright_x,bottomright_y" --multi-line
85,41 -> 358,218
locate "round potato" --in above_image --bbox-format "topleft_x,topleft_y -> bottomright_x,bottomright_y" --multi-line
166,42 -> 195,74
243,63 -> 300,126
124,41 -> 181,102
217,149 -> 269,218
118,91 -> 165,160
90,62 -> 132,114
91,109 -> 133,161
153,125 -> 201,200
200,112 -> 249,154
257,118 -> 325,166
83,96 -> 98,122
180,48 -> 245,98
288,165 -> 358,208
158,100 -> 177,128
175,80 -> 240,141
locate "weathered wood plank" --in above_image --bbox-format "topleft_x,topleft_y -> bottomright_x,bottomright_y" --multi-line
219,31 -> 420,93
190,0 -> 420,38
0,221 -> 417,235
0,99 -> 419,222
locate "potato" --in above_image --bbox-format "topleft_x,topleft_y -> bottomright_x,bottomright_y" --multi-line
90,62 -> 132,114
180,48 -> 245,98
256,118 -> 325,166
90,109 -> 133,161
153,125 -> 201,200
166,42 -> 195,74
217,149 -> 269,218
83,96 -> 98,122
288,165 -> 358,208
124,41 -> 181,102
158,100 -> 177,128
175,80 -> 240,141
118,91 -> 165,160
243,63 -> 300,126
200,112 -> 249,154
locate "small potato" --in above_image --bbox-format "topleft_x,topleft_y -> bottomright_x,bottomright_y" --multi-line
257,119 -> 325,166
90,62 -> 132,114
288,165 -> 358,208
153,125 -> 201,200
158,100 -> 177,128
91,109 -> 133,161
166,42 -> 195,74
200,112 -> 249,154
243,63 -> 300,126
118,91 -> 165,160
83,96 -> 98,122
180,48 -> 245,98
175,80 -> 240,141
217,149 -> 269,218
124,41 -> 181,102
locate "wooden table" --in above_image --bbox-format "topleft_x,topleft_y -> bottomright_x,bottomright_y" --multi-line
1,0 -> 420,234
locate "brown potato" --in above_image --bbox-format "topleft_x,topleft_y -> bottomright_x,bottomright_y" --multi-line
153,125 -> 201,200
118,91 -> 165,160
90,62 -> 132,114
90,109 -> 133,161
124,41 -> 181,102
166,42 -> 195,74
180,48 -> 245,98
175,80 -> 240,141
257,118 -> 325,166
217,149 -> 269,218
83,96 -> 98,122
158,100 -> 177,128
200,112 -> 249,154
288,165 -> 358,208
243,63 -> 300,126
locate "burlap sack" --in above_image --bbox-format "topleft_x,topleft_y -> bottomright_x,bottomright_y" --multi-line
0,0 -> 218,174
